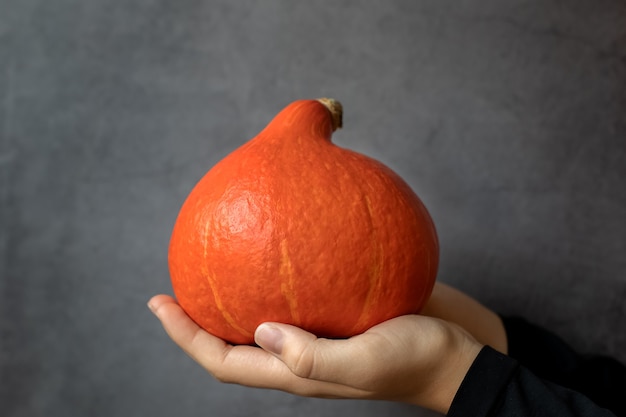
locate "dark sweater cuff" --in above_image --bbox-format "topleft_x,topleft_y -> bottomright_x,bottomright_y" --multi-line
448,346 -> 519,417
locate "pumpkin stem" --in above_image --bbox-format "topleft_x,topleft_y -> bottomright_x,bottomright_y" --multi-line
316,98 -> 343,132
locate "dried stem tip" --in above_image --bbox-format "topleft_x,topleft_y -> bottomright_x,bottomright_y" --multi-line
316,98 -> 343,132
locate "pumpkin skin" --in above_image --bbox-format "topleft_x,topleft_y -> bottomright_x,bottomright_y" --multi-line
168,99 -> 439,345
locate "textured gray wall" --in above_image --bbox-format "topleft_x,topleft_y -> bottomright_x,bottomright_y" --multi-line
1,1 -> 625,416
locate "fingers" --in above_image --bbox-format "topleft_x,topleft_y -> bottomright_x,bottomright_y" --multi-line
148,295 -> 366,398
148,295 -> 228,366
148,295 -> 270,382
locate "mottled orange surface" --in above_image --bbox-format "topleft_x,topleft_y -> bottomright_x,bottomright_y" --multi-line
168,99 -> 439,345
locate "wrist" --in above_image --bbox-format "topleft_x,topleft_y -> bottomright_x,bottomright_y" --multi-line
411,329 -> 483,414
438,340 -> 483,414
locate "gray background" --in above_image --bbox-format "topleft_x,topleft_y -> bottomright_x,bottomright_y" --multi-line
1,1 -> 625,416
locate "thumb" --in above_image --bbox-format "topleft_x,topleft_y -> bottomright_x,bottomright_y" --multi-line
254,323 -> 347,381
254,323 -> 293,355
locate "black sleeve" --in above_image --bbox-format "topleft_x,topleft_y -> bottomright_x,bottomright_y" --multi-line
502,316 -> 626,416
448,346 -> 617,417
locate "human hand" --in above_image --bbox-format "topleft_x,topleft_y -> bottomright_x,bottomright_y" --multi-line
148,294 -> 482,414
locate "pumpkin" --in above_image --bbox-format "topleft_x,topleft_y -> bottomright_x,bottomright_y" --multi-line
168,98 -> 439,345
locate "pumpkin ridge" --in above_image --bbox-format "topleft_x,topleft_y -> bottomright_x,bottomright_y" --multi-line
205,272 -> 253,340
202,216 -> 211,260
199,220 -> 252,340
353,195 -> 385,333
279,238 -> 301,325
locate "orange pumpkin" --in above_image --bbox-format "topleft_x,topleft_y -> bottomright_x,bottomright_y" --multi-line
168,98 -> 439,345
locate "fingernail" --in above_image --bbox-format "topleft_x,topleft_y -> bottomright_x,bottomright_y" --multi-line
255,324 -> 284,355
147,300 -> 157,315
